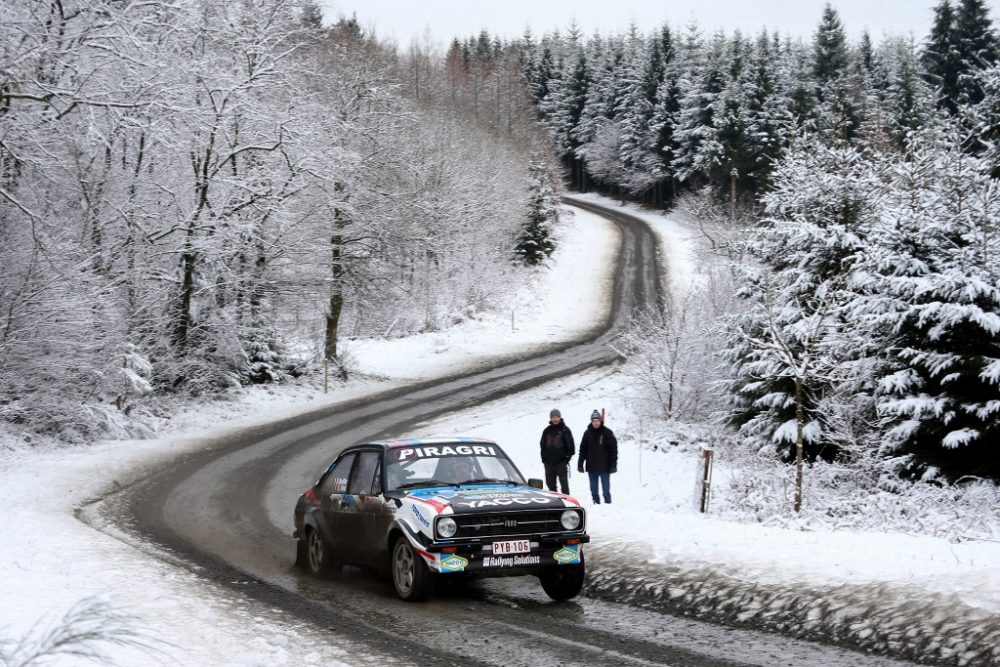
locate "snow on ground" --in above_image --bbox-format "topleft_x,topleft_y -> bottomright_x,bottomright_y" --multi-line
345,204 -> 619,380
0,204 -> 620,665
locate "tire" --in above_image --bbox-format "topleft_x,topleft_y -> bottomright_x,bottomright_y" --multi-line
540,556 -> 586,601
305,527 -> 342,578
391,537 -> 434,602
294,538 -> 308,568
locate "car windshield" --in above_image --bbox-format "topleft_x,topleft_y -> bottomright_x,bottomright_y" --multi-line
384,443 -> 525,491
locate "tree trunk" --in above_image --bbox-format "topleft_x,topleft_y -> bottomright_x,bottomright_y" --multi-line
324,232 -> 344,363
794,376 -> 805,513
173,228 -> 196,352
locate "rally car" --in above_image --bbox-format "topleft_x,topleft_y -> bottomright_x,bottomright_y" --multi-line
293,437 -> 588,601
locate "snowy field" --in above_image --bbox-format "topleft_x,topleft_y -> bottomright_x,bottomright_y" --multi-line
0,205 -> 618,665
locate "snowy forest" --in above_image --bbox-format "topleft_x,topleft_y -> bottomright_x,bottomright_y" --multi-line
3,0 -> 999,484
0,0 -> 559,441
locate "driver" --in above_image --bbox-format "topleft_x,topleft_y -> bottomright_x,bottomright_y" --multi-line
438,456 -> 475,484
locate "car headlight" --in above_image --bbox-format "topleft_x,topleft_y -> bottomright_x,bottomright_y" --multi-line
437,517 -> 457,539
560,510 -> 582,531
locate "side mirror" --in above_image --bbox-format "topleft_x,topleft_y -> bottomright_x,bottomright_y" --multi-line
528,478 -> 544,489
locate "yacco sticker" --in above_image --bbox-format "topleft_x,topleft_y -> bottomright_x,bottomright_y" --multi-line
395,445 -> 497,461
457,497 -> 554,508
439,555 -> 469,572
553,545 -> 580,565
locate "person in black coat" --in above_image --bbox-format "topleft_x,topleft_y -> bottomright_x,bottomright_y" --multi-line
539,408 -> 575,494
577,409 -> 618,504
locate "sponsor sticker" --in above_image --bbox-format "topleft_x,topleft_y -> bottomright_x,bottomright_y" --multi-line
410,504 -> 430,527
395,445 -> 497,461
481,554 -> 542,568
439,555 -> 469,572
456,497 -> 554,508
553,545 -> 581,565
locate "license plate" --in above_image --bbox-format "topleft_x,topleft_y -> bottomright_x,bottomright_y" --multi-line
492,539 -> 531,555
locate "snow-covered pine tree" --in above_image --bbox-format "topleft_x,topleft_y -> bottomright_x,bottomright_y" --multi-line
513,159 -> 560,265
650,27 -> 683,202
813,3 -> 850,88
923,0 -> 998,113
954,0 -> 1000,106
540,48 -> 590,189
723,137 -> 884,462
853,123 -> 1000,480
672,30 -> 728,188
922,0 -> 961,112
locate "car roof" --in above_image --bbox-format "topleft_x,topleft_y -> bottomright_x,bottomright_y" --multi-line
361,436 -> 499,449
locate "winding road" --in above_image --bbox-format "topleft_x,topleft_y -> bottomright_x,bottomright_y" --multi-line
86,198 -> 917,667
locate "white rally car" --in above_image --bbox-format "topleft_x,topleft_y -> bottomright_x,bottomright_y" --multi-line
293,437 -> 589,601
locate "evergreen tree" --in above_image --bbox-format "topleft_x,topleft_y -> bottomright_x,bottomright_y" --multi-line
650,29 -> 682,201
723,138 -> 884,461
672,32 -> 727,186
954,0 -> 999,105
514,160 -> 559,265
923,0 -> 998,111
923,0 -> 961,111
853,126 -> 1000,479
541,49 -> 590,188
813,3 -> 849,87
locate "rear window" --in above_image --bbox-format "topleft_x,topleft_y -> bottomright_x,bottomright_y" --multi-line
320,453 -> 355,494
348,450 -> 381,495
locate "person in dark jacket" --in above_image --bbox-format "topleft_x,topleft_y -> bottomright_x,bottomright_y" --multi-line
577,409 -> 617,504
540,408 -> 575,494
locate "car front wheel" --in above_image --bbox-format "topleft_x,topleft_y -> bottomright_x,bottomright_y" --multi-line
305,527 -> 342,578
392,537 -> 434,601
540,558 -> 585,601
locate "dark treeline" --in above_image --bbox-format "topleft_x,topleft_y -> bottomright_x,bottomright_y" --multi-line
448,1 -> 997,208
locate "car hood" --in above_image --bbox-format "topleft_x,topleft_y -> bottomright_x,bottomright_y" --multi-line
403,484 -> 580,515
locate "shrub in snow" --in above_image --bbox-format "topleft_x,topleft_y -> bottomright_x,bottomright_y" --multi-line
514,159 -> 559,266
238,327 -> 289,385
0,596 -> 165,667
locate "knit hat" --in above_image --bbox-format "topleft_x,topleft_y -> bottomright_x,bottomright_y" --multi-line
591,409 -> 602,420
550,408 -> 561,418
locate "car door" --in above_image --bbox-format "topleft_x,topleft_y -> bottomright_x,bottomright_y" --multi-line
339,449 -> 381,562
318,451 -> 357,554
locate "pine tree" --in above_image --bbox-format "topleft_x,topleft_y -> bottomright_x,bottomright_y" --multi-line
853,126 -> 1000,479
923,0 -> 998,111
650,28 -> 682,201
813,3 -> 849,88
672,32 -> 727,186
514,160 -> 559,266
954,0 -> 1000,106
923,0 -> 961,111
723,138 -> 884,462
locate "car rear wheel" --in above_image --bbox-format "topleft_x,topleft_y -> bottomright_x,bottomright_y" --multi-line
295,538 -> 308,568
305,527 -> 342,578
540,557 -> 585,601
392,537 -> 433,601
